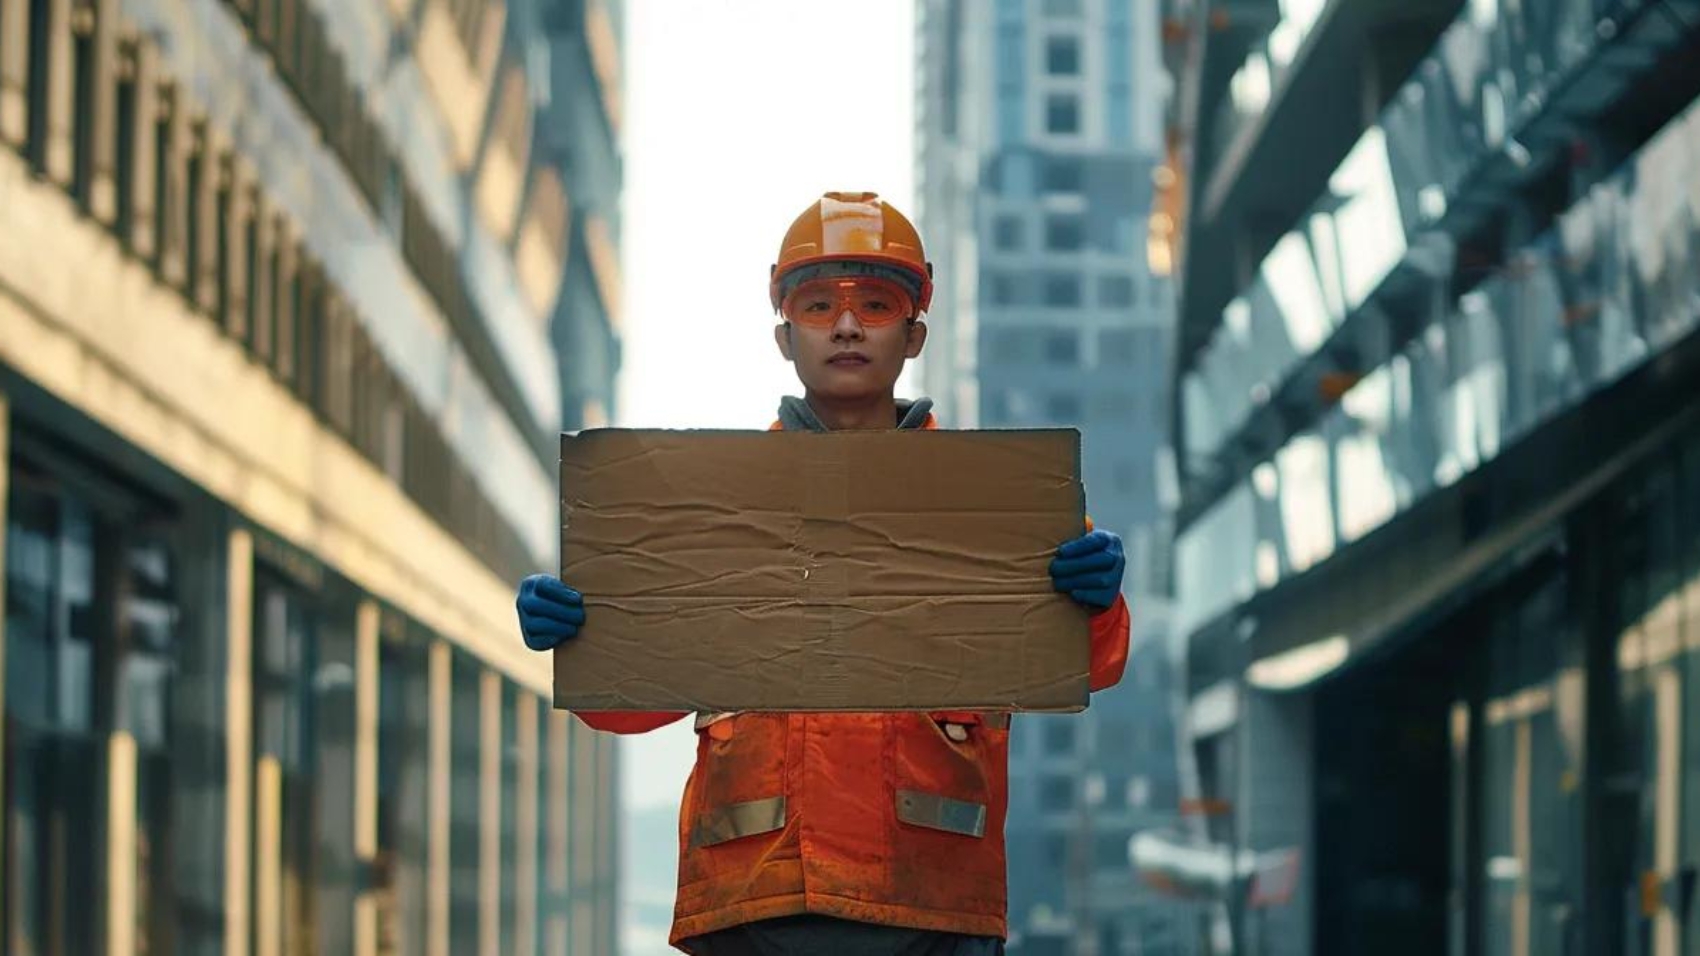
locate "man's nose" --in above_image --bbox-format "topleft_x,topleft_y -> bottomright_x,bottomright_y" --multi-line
831,309 -> 865,340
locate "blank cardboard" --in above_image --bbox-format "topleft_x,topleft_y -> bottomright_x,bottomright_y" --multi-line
554,428 -> 1090,712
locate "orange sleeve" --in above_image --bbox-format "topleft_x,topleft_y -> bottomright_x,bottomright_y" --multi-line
574,711 -> 689,734
1087,594 -> 1130,692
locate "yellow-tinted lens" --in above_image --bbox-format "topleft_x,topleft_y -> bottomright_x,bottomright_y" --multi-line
782,278 -> 915,327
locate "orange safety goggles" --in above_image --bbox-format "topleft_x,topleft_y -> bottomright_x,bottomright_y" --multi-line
779,277 -> 917,328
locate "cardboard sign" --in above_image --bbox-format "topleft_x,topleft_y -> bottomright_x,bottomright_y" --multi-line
554,428 -> 1090,712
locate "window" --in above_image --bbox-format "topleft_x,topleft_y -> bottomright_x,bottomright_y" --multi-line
69,3 -> 96,208
114,41 -> 144,252
150,95 -> 172,270
184,133 -> 205,305
1044,214 -> 1084,252
252,567 -> 327,955
985,272 -> 1029,307
1046,392 -> 1082,422
23,0 -> 53,173
1099,275 -> 1135,308
988,329 -> 1039,363
1043,330 -> 1079,365
1043,719 -> 1076,755
1042,272 -> 1082,308
1100,328 -> 1137,364
214,167 -> 235,332
500,683 -> 520,953
377,631 -> 432,956
450,654 -> 484,951
1040,775 -> 1075,812
1045,36 -> 1080,75
993,214 -> 1024,251
1042,157 -> 1083,194
1045,93 -> 1080,134
272,229 -> 296,383
5,480 -> 111,953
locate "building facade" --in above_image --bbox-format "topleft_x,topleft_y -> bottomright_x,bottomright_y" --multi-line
915,1 -> 1196,952
1160,0 -> 1700,953
0,0 -> 622,953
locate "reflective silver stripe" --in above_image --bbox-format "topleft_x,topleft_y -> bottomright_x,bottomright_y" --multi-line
693,712 -> 736,732
895,790 -> 987,838
690,796 -> 787,848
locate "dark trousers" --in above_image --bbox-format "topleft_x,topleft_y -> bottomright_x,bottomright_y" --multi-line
682,915 -> 1006,956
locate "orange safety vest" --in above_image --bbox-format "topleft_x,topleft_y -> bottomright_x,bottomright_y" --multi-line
576,413 -> 1132,949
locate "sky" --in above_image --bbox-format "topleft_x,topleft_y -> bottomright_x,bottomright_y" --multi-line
614,2 -> 917,951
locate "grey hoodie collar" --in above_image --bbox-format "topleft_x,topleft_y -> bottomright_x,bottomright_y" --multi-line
777,396 -> 934,432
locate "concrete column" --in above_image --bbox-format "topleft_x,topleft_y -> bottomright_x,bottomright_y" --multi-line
254,755 -> 283,956
0,0 -> 29,144
571,719 -> 595,956
106,731 -> 138,956
224,527 -> 255,956
34,0 -> 74,184
1652,667 -> 1681,956
514,694 -> 539,956
354,600 -> 380,956
546,711 -> 570,956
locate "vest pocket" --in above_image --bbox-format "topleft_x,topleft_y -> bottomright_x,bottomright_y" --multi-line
679,714 -> 792,886
887,714 -> 1008,910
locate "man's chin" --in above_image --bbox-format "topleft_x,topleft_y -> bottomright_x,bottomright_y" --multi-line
802,373 -> 900,402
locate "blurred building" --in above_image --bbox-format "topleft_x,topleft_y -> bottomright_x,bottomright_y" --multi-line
0,0 -> 622,953
1159,0 -> 1700,953
915,1 -> 1197,952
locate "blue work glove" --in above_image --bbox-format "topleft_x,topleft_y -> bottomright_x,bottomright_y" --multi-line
1050,529 -> 1125,612
516,574 -> 586,651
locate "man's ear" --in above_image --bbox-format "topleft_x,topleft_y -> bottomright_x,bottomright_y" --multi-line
774,322 -> 795,361
905,320 -> 928,359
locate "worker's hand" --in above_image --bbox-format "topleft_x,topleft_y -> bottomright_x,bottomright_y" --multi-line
516,574 -> 586,651
1050,529 -> 1125,613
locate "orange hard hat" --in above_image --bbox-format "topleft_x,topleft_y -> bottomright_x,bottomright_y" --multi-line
769,191 -> 933,315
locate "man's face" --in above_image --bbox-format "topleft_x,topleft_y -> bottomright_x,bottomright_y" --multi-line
774,277 -> 927,401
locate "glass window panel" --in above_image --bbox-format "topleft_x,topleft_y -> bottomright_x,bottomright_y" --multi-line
449,654 -> 482,951
1042,272 -> 1081,308
1045,93 -> 1080,135
1044,35 -> 1079,75
377,632 -> 431,955
1043,214 -> 1084,252
1043,330 -> 1078,365
1099,275 -> 1134,309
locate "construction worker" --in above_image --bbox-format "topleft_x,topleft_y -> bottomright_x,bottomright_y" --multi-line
516,192 -> 1130,955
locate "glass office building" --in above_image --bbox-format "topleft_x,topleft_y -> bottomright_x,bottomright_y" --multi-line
1159,0 -> 1700,953
0,0 -> 623,952
916,1 -> 1198,952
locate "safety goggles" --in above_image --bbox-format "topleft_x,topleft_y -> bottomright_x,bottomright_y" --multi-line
779,277 -> 917,328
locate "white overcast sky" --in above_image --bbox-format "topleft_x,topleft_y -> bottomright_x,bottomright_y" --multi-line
615,0 -> 918,817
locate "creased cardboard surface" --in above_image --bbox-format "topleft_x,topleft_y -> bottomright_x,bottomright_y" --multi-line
555,428 -> 1089,712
